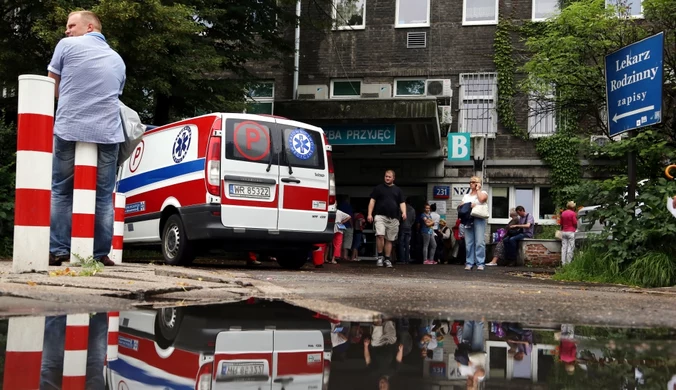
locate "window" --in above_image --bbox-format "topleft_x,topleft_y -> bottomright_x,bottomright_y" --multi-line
532,0 -> 559,20
528,90 -> 557,137
463,0 -> 498,25
396,0 -> 430,28
459,73 -> 498,136
491,187 -> 510,219
331,80 -> 361,98
394,79 -> 426,96
245,82 -> 274,115
606,0 -> 643,18
225,119 -> 274,165
489,187 -> 556,224
539,187 -> 556,220
334,0 -> 365,29
281,127 -> 326,170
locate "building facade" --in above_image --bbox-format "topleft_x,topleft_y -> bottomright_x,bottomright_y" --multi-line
248,0 -> 576,231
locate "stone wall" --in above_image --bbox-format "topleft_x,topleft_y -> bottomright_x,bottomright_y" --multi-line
518,239 -> 561,268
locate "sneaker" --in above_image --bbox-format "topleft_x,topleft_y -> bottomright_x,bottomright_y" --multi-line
376,257 -> 384,267
477,265 -> 485,271
465,265 -> 472,271
384,260 -> 393,268
424,260 -> 434,265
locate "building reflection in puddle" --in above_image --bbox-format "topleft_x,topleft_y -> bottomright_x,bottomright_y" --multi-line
0,299 -> 675,389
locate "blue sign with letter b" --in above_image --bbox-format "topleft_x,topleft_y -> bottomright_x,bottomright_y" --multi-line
447,133 -> 470,161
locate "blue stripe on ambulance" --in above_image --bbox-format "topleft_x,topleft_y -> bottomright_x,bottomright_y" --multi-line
118,159 -> 206,193
108,359 -> 194,390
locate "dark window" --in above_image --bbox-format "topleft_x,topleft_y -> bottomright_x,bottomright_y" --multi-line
280,127 -> 325,170
225,119 -> 274,164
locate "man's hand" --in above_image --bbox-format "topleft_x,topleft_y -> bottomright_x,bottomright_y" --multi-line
402,212 -> 407,221
398,344 -> 404,352
367,214 -> 373,223
364,338 -> 371,347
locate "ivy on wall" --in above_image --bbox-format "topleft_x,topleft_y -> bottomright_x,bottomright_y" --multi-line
492,17 -> 582,205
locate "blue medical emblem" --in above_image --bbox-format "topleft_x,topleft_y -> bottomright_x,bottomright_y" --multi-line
173,126 -> 192,163
288,129 -> 315,160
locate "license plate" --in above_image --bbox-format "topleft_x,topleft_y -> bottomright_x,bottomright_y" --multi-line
221,362 -> 265,377
229,184 -> 270,199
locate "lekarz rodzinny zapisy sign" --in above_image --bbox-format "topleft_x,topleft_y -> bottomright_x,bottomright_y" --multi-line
604,32 -> 664,137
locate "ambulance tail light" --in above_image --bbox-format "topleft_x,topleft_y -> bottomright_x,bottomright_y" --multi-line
205,133 -> 221,197
327,150 -> 336,206
195,361 -> 213,390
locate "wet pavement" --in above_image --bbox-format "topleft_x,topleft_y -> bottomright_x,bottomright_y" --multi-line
1,298 -> 675,389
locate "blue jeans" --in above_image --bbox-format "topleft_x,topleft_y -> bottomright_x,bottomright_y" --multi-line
40,313 -> 109,389
398,230 -> 411,263
503,233 -> 527,262
464,218 -> 486,266
459,321 -> 485,352
50,136 -> 119,259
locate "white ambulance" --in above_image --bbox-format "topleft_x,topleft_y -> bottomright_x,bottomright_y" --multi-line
116,113 -> 337,269
106,300 -> 333,390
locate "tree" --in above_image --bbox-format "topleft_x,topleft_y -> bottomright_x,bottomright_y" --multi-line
0,0 -> 300,124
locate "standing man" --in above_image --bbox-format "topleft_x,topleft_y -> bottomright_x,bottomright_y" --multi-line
368,170 -> 406,268
47,10 -> 126,266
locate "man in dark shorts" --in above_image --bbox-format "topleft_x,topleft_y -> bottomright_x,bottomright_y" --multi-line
368,170 -> 406,268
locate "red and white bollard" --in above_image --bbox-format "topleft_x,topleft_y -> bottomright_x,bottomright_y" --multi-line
62,313 -> 90,389
3,316 -> 45,389
110,193 -> 125,264
107,312 -> 119,361
70,143 -> 98,264
12,75 -> 55,273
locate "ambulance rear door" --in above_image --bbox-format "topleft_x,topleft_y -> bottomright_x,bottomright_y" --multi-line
212,330 -> 273,390
272,330 -> 325,390
275,118 -> 330,232
220,115 -> 280,230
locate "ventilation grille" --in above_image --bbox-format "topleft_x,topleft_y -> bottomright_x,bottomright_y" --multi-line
407,32 -> 427,49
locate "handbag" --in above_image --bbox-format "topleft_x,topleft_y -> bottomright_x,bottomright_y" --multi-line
470,203 -> 489,219
555,230 -> 562,240
116,100 -> 147,167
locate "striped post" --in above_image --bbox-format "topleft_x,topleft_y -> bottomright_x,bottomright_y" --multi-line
63,313 -> 90,389
110,193 -> 126,264
70,143 -> 98,264
3,316 -> 45,390
12,75 -> 55,273
107,311 -> 120,361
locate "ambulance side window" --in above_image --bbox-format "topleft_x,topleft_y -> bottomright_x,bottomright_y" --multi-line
280,127 -> 325,170
224,120 -> 275,165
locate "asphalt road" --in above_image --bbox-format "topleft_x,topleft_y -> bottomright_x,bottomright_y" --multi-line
233,260 -> 676,329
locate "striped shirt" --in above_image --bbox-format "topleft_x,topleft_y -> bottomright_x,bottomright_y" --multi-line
48,32 -> 126,144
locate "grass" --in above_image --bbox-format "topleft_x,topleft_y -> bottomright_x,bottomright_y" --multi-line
554,245 -> 676,288
535,224 -> 559,240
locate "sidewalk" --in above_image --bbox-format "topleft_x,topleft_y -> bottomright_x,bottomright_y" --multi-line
0,260 -> 262,317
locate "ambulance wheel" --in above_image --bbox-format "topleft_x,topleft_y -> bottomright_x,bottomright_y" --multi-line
154,307 -> 184,349
276,251 -> 308,270
162,214 -> 195,266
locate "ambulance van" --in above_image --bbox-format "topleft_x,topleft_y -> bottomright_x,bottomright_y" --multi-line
116,113 -> 337,269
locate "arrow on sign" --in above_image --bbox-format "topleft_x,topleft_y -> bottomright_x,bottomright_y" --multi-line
612,105 -> 654,123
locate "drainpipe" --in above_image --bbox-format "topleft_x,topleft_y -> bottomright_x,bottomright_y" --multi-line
292,0 -> 301,100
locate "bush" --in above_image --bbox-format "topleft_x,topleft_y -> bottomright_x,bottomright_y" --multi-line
553,243 -> 629,285
625,251 -> 676,288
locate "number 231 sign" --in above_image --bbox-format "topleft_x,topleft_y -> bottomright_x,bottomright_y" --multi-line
433,186 -> 450,199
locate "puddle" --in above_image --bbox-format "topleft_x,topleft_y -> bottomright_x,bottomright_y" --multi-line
1,299 -> 675,389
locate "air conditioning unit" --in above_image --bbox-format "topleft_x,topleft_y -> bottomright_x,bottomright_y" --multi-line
438,105 -> 452,125
426,79 -> 452,98
297,85 -> 328,100
360,83 -> 392,99
590,135 -> 610,147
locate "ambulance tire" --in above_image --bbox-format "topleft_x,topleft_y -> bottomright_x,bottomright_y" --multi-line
154,307 -> 184,349
161,214 -> 195,266
276,251 -> 309,270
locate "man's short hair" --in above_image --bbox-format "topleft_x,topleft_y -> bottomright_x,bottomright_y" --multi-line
69,10 -> 102,31
516,205 -> 525,212
385,169 -> 395,178
430,203 -> 437,212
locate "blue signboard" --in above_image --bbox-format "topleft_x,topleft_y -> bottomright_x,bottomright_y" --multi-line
605,32 -> 664,137
324,124 -> 396,145
447,133 -> 471,161
433,186 -> 450,199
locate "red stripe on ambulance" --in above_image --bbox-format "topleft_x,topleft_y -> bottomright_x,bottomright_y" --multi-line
276,351 -> 324,376
282,187 -> 329,211
125,179 -> 206,217
117,332 -> 200,379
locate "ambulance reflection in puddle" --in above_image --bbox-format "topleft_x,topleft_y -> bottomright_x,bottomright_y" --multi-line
107,300 -> 332,390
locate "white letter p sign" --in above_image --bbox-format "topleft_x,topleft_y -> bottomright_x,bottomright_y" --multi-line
448,133 -> 470,161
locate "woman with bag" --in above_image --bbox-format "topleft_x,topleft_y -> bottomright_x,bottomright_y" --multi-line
461,176 -> 489,270
559,201 -> 578,265
486,209 -> 519,266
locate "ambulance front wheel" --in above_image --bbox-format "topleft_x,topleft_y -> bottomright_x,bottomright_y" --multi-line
276,251 -> 309,270
162,214 -> 195,266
